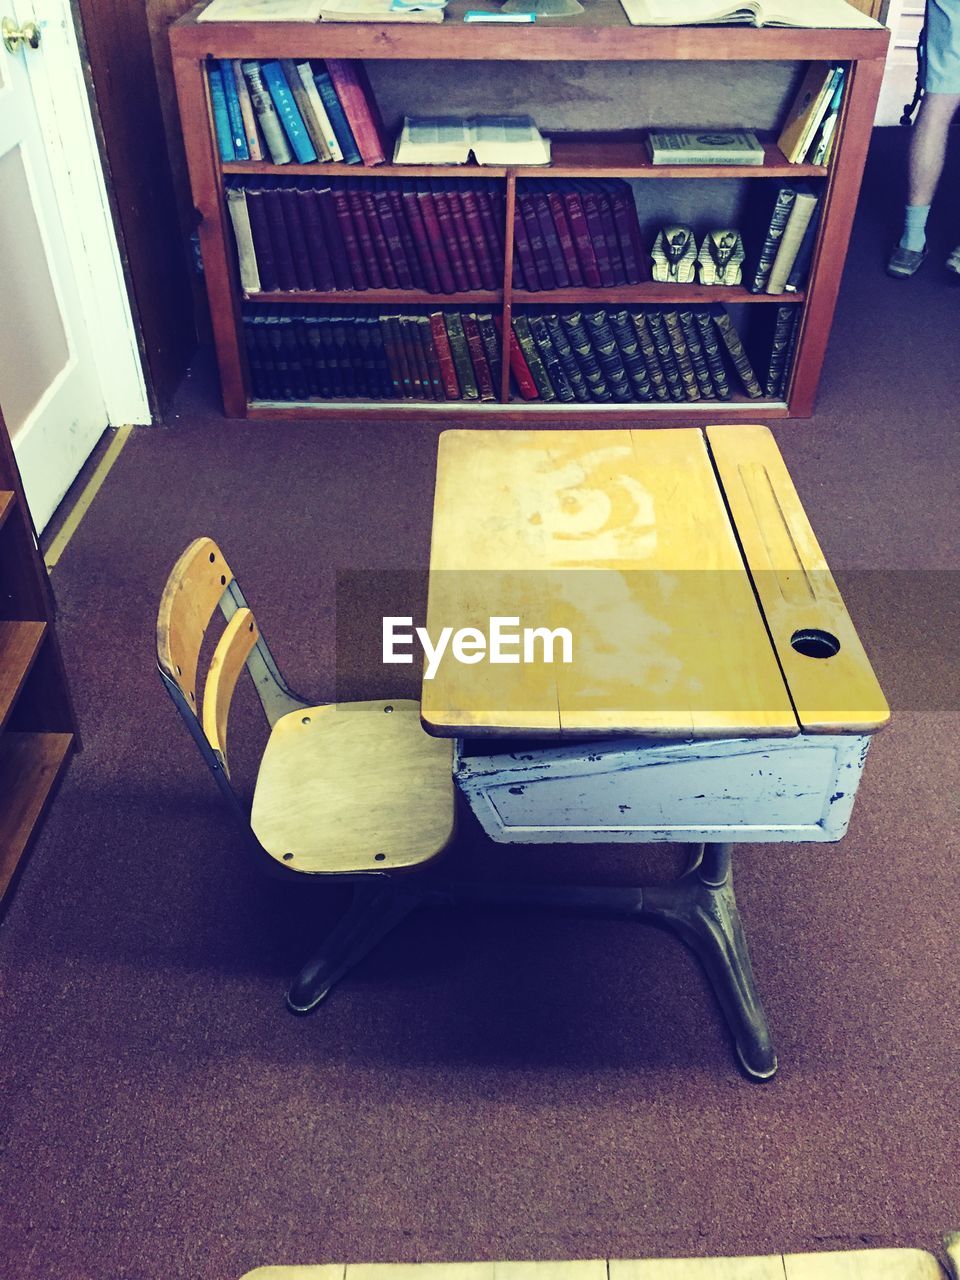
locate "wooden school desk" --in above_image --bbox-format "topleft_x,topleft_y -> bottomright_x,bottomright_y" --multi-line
421,426 -> 889,1080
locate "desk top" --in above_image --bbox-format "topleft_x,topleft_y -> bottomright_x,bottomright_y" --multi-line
422,426 -> 888,740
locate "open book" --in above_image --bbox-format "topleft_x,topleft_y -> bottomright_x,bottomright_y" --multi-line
394,116 -> 551,166
618,0 -> 879,27
198,0 -> 445,21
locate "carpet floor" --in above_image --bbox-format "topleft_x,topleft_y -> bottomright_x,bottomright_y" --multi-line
0,129 -> 957,1280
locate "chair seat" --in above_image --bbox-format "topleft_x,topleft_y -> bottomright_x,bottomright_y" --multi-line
251,699 -> 455,874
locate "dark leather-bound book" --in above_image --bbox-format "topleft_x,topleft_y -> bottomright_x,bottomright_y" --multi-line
331,185 -> 368,290
475,312 -> 503,393
544,313 -> 590,402
400,186 -> 442,293
353,319 -> 376,398
749,185 -> 796,293
678,307 -> 716,399
301,317 -> 330,398
243,317 -> 267,398
278,185 -> 316,290
765,304 -> 799,397
495,314 -> 538,400
576,185 -> 618,287
559,183 -> 602,287
433,188 -> 470,292
475,185 -> 507,285
360,185 -> 398,288
608,308 -> 654,401
313,185 -> 352,291
628,309 -> 670,401
391,314 -> 417,396
600,180 -> 648,283
445,191 -> 484,292
314,317 -> 339,397
244,186 -> 279,292
417,188 -> 457,294
429,312 -> 461,399
511,203 -> 537,291
595,189 -> 627,285
398,316 -> 428,398
646,311 -> 685,400
511,316 -> 555,400
531,189 -> 569,289
561,310 -> 610,402
461,187 -> 499,290
527,315 -> 575,402
462,312 -> 496,401
372,185 -> 413,289
378,315 -> 407,397
345,182 -> 383,288
323,59 -> 388,166
366,317 -> 395,397
417,316 -> 446,400
583,309 -> 633,402
694,309 -> 731,399
296,185 -> 335,291
547,191 -> 584,288
260,181 -> 298,291
328,318 -> 354,397
711,306 -> 763,397
388,188 -> 425,288
519,193 -> 555,290
444,312 -> 479,400
280,317 -> 310,398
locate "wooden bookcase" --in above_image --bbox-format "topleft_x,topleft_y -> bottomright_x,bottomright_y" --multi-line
0,408 -> 77,907
170,1 -> 889,421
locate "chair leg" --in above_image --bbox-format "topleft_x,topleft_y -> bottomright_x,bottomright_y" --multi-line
286,879 -> 419,1015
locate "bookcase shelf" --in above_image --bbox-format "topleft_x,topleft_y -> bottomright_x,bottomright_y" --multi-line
171,6 -> 888,421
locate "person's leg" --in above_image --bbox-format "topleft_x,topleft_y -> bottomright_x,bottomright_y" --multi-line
905,91 -> 960,220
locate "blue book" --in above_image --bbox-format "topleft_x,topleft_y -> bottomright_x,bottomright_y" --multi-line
218,60 -> 249,160
313,69 -> 361,166
207,65 -> 235,163
261,60 -> 317,164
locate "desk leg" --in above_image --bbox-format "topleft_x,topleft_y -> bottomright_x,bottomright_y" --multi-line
641,843 -> 777,1081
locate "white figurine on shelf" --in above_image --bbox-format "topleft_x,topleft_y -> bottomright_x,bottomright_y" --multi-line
651,226 -> 698,283
698,229 -> 745,286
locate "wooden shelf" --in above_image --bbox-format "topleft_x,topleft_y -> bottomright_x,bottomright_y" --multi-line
222,138 -> 827,182
513,286 -> 804,305
0,491 -> 13,531
0,732 -> 73,901
249,289 -> 502,305
0,621 -> 46,734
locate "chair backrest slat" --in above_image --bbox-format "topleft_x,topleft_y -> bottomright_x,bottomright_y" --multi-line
202,607 -> 259,777
157,538 -> 234,711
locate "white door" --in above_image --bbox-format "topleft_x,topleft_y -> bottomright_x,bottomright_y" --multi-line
0,0 -> 109,532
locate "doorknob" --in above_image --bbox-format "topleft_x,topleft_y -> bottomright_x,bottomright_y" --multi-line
2,16 -> 41,53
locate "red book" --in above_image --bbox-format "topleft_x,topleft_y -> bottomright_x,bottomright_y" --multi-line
322,59 -> 388,166
512,202 -> 539,291
429,312 -> 461,399
561,185 -> 602,288
296,185 -> 335,292
388,188 -> 425,288
578,185 -> 616,287
595,189 -> 627,284
475,184 -> 507,284
447,191 -> 484,292
547,190 -> 584,288
461,187 -> 499,290
400,187 -> 441,293
416,188 -> 457,294
244,186 -> 278,291
359,186 -> 398,288
532,189 -> 569,289
260,185 -> 297,291
346,182 -> 383,288
600,179 -> 648,283
462,312 -> 496,401
433,188 -> 470,292
373,185 -> 414,288
495,315 -> 538,400
331,185 -> 369,290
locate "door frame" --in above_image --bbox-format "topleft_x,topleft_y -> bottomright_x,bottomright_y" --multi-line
16,0 -> 151,425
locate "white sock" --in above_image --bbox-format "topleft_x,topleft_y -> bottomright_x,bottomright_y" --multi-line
900,204 -> 930,253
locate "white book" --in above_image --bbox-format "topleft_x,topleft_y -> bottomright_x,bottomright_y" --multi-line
619,0 -> 878,28
766,188 -> 819,293
295,62 -> 343,161
198,0 -> 323,21
225,187 -> 261,295
394,116 -> 551,166
647,129 -> 764,165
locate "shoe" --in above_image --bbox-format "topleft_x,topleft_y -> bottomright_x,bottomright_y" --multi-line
946,245 -> 960,276
887,244 -> 928,277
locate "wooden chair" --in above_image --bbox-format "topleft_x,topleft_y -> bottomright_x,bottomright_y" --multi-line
156,537 -> 455,1012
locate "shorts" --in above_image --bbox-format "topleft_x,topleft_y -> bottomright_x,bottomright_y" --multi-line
925,0 -> 960,94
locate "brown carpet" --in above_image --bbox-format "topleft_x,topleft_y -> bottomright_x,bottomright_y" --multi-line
0,129 -> 957,1280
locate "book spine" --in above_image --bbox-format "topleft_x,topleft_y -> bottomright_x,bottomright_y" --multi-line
243,186 -> 277,291
371,187 -> 412,288
750,186 -> 796,293
279,58 -> 330,161
778,309 -> 801,398
217,59 -> 248,159
331,185 -> 368,289
444,312 -> 479,400
786,207 -> 821,292
475,311 -> 503,393
595,191 -> 627,285
583,308 -> 632,403
519,194 -> 555,290
322,317 -> 342,398
461,188 -> 499,290
475,186 -> 507,283
533,192 -> 569,288
429,312 -> 461,399
208,65 -> 236,162
765,305 -> 798,397
628,309 -> 669,401
342,185 -> 381,288
434,190 -> 470,292
608,308 -> 653,402
544,313 -> 591,403
400,188 -> 441,293
388,188 -> 424,287
402,315 -> 431,400
231,60 -> 262,161
302,317 -> 330,399
314,69 -> 362,164
261,61 -> 317,165
417,189 -> 457,294
580,189 -> 616,287
605,182 -> 644,285
512,315 -> 555,401
398,316 -> 423,397
261,186 -> 298,291
561,310 -> 610,402
315,186 -> 353,290
368,317 -> 394,398
297,61 -> 342,160
358,188 -> 396,288
678,308 -> 715,399
278,184 -> 316,290
511,201 -> 538,291
694,309 -> 731,400
646,310 -> 684,401
562,187 -> 602,288
297,186 -> 335,291
323,59 -> 387,166
225,186 -> 261,295
462,312 -> 496,401
767,193 -> 819,295
241,62 -> 292,165
379,316 -> 407,397
713,309 -> 763,398
546,191 -> 584,288
528,315 -> 575,403
416,316 -> 445,401
446,191 -> 484,292
243,318 -> 265,398
498,315 -> 539,400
